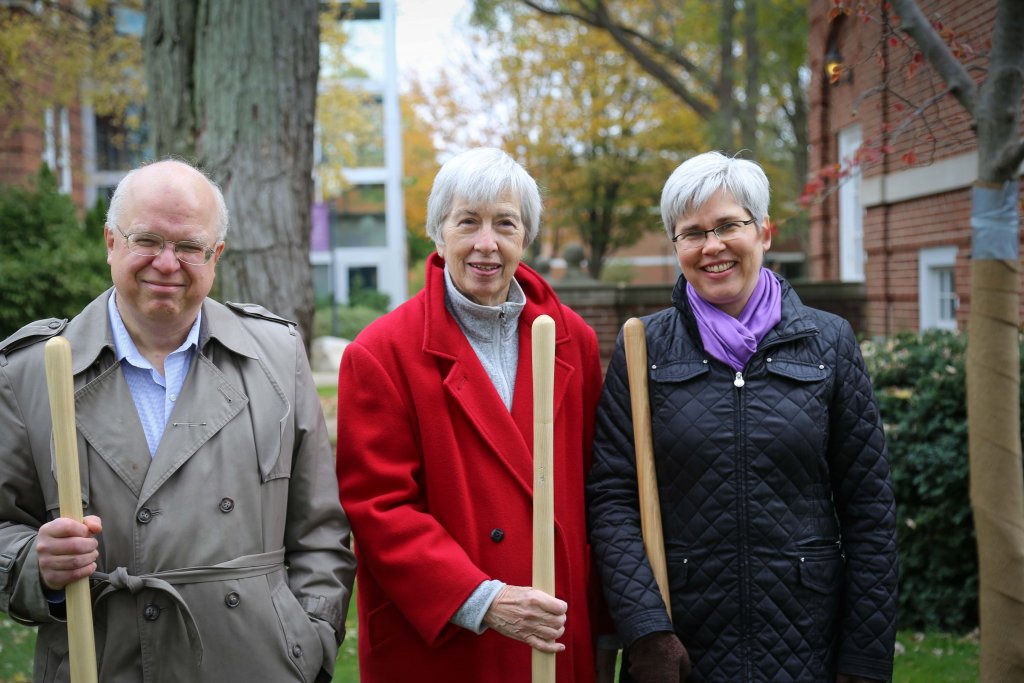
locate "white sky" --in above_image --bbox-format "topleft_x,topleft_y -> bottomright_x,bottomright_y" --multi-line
394,0 -> 475,87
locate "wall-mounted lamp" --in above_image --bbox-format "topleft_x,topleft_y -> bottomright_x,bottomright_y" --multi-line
825,43 -> 852,86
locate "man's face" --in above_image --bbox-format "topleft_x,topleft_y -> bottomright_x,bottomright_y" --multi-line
105,163 -> 224,331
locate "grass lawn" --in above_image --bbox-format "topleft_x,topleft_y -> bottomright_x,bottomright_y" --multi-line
893,630 -> 980,683
0,608 -> 981,683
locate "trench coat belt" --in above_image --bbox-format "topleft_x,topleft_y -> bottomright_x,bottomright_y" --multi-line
90,548 -> 286,667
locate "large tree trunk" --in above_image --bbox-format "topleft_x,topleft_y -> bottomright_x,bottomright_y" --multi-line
143,0 -> 320,346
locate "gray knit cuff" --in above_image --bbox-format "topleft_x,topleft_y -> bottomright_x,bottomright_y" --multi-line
451,579 -> 505,634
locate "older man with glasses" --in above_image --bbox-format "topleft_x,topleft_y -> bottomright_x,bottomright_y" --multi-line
0,159 -> 355,682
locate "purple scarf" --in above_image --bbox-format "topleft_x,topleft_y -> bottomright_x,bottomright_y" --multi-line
687,268 -> 782,372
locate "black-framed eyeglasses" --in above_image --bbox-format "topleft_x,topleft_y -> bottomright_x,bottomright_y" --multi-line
113,225 -> 218,266
670,217 -> 758,250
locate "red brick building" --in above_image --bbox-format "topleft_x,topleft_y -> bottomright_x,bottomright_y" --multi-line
807,0 -> 1020,337
0,2 -> 147,212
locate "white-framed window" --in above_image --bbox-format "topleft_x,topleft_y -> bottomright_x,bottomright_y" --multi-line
838,124 -> 865,282
42,107 -> 72,194
919,246 -> 958,330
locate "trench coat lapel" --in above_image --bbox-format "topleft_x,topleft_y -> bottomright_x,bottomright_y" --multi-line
140,353 -> 247,504
58,290 -> 149,498
73,361 -> 151,498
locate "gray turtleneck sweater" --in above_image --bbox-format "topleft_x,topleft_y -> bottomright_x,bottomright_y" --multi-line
443,266 -> 526,633
443,267 -> 526,410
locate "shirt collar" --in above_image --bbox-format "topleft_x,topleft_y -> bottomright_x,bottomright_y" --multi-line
107,292 -> 201,369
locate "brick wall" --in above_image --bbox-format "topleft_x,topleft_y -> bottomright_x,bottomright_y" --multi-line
806,0 -> 1024,337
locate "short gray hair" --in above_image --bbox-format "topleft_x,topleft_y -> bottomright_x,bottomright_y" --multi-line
425,147 -> 542,248
660,151 -> 770,239
106,159 -> 230,241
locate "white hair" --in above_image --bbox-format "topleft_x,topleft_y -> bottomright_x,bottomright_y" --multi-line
425,147 -> 542,247
660,151 -> 770,238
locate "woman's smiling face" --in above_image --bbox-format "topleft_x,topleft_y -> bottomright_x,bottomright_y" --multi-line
673,190 -> 771,317
437,191 -> 526,307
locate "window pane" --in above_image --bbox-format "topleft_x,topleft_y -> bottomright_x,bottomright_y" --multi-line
937,267 -> 955,322
331,184 -> 387,247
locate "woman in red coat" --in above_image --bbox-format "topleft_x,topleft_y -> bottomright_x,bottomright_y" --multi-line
336,147 -> 607,681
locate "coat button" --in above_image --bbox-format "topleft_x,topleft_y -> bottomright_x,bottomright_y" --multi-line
224,592 -> 240,608
219,498 -> 235,513
490,528 -> 504,543
292,645 -> 303,658
48,321 -> 62,329
136,508 -> 153,524
143,604 -> 160,621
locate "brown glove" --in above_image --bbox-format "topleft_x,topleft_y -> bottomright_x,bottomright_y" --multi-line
836,675 -> 884,683
628,631 -> 692,683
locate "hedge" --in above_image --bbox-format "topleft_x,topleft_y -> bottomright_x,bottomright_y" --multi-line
862,329 -> 990,632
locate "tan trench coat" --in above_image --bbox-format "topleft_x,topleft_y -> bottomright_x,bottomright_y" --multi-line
0,291 -> 355,683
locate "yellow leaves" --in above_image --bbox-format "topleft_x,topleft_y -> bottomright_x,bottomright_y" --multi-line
315,5 -> 382,198
0,2 -> 144,137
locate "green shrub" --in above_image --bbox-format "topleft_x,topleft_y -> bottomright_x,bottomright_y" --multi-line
313,303 -> 382,341
862,330 -> 979,632
0,167 -> 110,339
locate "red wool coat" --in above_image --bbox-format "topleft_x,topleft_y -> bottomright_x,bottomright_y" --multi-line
336,254 -> 603,681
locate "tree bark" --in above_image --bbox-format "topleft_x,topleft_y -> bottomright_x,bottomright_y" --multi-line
965,1 -> 1024,680
143,0 -> 320,346
966,255 -> 1024,682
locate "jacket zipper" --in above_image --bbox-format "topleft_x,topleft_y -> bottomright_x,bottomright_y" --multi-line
733,371 -> 752,679
732,327 -> 816,679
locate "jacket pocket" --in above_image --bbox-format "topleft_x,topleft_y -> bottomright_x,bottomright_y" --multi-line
794,542 -> 843,659
365,600 -> 408,653
270,576 -> 324,682
665,549 -> 690,597
649,360 -> 710,384
796,541 -> 843,595
664,548 -> 693,624
765,358 -> 830,383
254,398 -> 293,483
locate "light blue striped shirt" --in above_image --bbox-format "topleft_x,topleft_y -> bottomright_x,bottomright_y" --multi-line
107,293 -> 201,456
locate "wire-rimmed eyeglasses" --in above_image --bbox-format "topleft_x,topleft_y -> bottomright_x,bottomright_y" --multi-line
113,225 -> 218,266
670,217 -> 758,250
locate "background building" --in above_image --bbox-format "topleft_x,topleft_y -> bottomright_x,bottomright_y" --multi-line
807,0 -> 1019,336
312,0 -> 407,312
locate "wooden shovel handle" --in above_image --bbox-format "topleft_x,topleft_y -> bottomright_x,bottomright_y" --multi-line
44,337 -> 98,683
532,315 -> 556,682
623,318 -> 672,618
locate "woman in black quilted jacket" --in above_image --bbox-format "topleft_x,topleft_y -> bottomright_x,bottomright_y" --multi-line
588,151 -> 897,683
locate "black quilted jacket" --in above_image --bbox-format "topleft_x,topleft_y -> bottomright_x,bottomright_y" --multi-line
588,274 -> 897,682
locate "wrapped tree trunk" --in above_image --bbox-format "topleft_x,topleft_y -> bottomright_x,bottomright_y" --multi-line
143,0 -> 320,345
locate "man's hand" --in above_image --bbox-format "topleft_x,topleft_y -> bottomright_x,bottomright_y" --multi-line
481,584 -> 567,653
36,515 -> 102,590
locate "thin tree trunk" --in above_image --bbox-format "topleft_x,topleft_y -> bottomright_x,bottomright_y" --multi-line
966,255 -> 1024,682
143,0 -> 320,346
966,2 -> 1024,678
